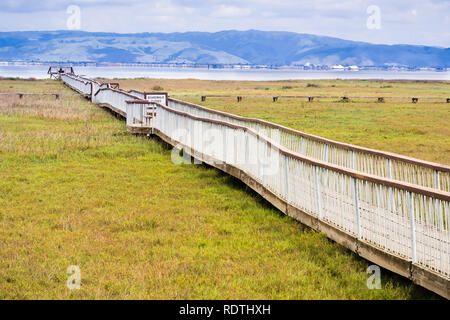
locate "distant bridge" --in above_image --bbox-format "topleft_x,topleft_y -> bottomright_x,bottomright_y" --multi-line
59,71 -> 449,298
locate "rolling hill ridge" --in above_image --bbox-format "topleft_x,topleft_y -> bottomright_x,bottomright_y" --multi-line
1,30 -> 449,67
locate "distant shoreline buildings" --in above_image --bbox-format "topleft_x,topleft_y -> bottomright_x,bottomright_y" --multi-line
0,60 -> 448,72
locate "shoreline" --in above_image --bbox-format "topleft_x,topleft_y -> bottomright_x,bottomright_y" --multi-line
1,65 -> 450,81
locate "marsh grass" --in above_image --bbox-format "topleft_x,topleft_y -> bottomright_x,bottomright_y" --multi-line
0,95 -> 132,160
0,95 -> 94,120
0,79 -> 440,299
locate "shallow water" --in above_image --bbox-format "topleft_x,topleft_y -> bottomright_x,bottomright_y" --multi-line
1,65 -> 449,81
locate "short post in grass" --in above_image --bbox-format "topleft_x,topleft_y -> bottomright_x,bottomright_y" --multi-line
308,96 -> 314,102
412,97 -> 418,103
237,96 -> 242,102
273,96 -> 278,102
446,98 -> 450,103
201,95 -> 206,102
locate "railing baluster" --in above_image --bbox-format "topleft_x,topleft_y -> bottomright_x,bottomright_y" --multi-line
353,177 -> 361,238
284,155 -> 290,203
315,166 -> 323,219
410,191 -> 417,264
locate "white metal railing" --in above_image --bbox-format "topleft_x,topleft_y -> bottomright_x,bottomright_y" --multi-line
153,102 -> 450,279
168,98 -> 450,192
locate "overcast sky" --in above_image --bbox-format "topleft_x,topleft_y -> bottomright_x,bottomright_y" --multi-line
0,0 -> 449,47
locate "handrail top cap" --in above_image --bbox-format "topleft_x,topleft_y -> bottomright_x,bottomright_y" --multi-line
126,99 -> 154,104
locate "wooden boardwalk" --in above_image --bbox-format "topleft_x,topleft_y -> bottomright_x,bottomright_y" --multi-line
60,72 -> 450,298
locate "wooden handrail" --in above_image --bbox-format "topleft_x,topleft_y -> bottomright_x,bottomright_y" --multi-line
168,97 -> 450,172
153,101 -> 450,201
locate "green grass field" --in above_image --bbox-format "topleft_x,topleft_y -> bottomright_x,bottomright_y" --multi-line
0,78 -> 446,299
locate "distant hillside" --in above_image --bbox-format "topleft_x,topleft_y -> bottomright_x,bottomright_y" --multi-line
1,30 -> 449,67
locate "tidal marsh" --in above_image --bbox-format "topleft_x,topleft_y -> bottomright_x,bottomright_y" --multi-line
0,78 -> 444,299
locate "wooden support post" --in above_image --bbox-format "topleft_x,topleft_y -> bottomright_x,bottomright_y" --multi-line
308,96 -> 314,102
273,96 -> 278,102
446,98 -> 450,103
18,93 -> 23,99
237,96 -> 242,102
201,96 -> 206,102
378,97 -> 384,103
412,97 -> 418,103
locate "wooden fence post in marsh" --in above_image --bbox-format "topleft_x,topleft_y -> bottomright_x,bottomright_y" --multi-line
201,95 -> 206,102
308,96 -> 314,102
273,96 -> 278,102
237,96 -> 242,102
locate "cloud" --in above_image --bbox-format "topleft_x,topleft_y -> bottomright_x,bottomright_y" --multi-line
0,0 -> 448,47
211,5 -> 251,18
0,0 -> 146,13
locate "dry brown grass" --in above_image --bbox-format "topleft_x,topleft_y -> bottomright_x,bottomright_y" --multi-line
0,95 -> 94,121
0,92 -> 128,159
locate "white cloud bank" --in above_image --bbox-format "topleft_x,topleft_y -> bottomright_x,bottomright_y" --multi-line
0,0 -> 448,46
